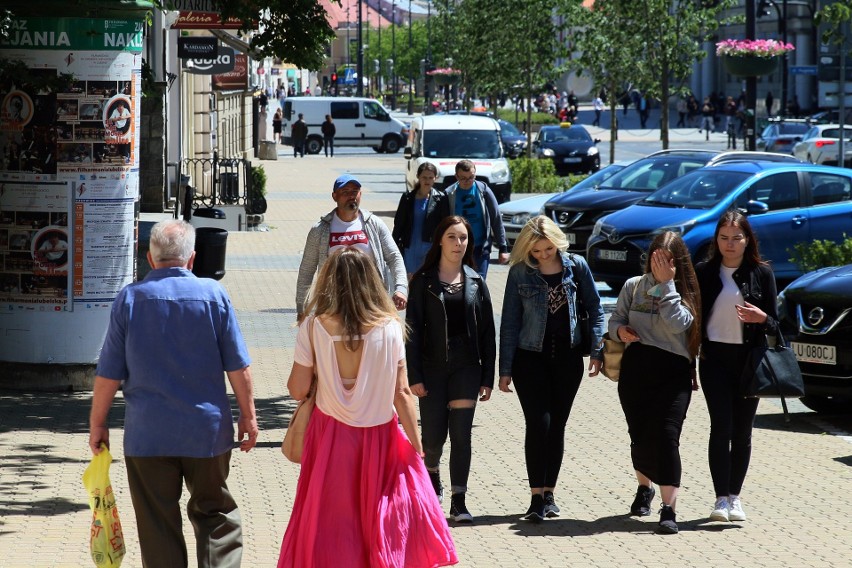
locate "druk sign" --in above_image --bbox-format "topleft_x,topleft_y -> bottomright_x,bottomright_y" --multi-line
184,47 -> 235,75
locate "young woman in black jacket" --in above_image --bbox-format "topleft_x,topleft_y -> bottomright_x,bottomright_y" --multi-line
695,210 -> 779,525
393,162 -> 449,277
405,215 -> 496,523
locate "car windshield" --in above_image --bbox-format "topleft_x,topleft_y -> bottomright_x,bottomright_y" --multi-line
540,128 -> 590,143
597,157 -> 709,192
423,129 -> 502,158
642,170 -> 752,209
499,120 -> 522,136
779,123 -> 810,135
571,164 -> 625,191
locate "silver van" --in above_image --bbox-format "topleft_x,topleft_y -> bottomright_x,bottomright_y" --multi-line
282,97 -> 408,154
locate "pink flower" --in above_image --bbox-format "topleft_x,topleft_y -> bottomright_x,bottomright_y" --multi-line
716,39 -> 795,58
427,67 -> 462,76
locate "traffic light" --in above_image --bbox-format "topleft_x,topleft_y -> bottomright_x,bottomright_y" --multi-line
331,72 -> 338,84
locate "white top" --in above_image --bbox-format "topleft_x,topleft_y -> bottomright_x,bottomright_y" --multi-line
706,265 -> 744,344
328,213 -> 371,256
294,317 -> 404,427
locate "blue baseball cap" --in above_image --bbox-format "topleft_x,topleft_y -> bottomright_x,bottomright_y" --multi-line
333,174 -> 362,191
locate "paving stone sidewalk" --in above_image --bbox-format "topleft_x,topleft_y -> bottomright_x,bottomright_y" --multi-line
1,148 -> 851,567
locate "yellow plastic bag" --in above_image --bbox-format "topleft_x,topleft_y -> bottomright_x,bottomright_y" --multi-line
82,445 -> 126,567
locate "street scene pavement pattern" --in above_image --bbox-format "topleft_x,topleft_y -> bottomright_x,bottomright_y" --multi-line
2,145 -> 852,567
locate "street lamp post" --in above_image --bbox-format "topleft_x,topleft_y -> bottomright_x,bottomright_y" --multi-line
746,0 -> 757,151
407,0 -> 413,115
357,0 -> 363,96
392,1 -> 397,111
758,0 -> 789,116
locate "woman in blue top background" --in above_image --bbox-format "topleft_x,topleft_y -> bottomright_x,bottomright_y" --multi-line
498,215 -> 605,522
393,162 -> 449,278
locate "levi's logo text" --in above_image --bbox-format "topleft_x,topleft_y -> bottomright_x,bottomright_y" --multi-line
330,231 -> 368,247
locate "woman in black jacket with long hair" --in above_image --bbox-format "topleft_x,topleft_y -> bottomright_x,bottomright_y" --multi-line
393,162 -> 449,277
405,215 -> 496,524
695,210 -> 779,525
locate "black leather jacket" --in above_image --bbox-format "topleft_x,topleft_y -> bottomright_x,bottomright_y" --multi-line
405,264 -> 496,390
695,256 -> 779,351
392,188 -> 450,251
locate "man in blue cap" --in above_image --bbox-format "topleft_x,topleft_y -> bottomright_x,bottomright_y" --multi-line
296,174 -> 407,319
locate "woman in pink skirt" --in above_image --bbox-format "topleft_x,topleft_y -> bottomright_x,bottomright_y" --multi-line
279,248 -> 458,568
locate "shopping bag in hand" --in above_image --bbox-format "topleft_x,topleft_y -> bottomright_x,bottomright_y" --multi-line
82,444 -> 126,567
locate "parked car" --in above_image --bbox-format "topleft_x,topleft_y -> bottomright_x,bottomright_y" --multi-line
532,123 -> 600,174
498,119 -> 528,158
542,149 -> 720,255
586,161 -> 852,289
808,108 -> 852,125
778,264 -> 852,412
499,162 -> 630,248
756,118 -> 810,154
792,124 -> 852,166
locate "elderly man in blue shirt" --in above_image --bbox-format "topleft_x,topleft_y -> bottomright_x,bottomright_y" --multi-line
89,219 -> 258,568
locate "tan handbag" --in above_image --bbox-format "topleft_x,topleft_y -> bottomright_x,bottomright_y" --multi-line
282,317 -> 318,463
600,333 -> 625,382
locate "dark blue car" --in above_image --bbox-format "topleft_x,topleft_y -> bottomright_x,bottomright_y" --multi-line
587,161 -> 852,288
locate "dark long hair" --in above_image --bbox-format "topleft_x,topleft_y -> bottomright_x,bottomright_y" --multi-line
413,162 -> 438,194
707,209 -> 766,266
645,231 -> 702,358
419,215 -> 476,273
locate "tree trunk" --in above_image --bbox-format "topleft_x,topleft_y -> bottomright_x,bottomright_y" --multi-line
660,63 -> 670,149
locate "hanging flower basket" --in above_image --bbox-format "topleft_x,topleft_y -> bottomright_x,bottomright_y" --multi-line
723,55 -> 778,77
716,39 -> 795,77
427,67 -> 461,85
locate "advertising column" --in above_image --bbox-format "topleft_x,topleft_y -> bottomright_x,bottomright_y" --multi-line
0,17 -> 144,387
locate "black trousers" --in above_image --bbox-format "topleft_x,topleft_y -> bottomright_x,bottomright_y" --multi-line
618,343 -> 692,487
700,341 -> 760,497
125,451 -> 242,568
512,343 -> 584,489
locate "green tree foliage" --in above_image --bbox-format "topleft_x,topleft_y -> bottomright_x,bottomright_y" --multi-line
509,157 -> 567,194
363,21 -> 432,88
436,0 -> 569,165
567,0 -> 733,152
789,235 -> 852,273
815,1 -> 852,45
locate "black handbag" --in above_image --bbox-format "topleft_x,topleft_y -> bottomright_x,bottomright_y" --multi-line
741,334 -> 804,422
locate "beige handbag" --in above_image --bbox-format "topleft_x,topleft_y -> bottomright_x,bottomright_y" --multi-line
600,333 -> 625,382
282,317 -> 318,464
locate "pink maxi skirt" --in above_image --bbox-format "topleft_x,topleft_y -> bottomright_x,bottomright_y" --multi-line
278,407 -> 458,568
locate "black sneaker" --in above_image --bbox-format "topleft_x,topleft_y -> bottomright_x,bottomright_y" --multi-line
543,491 -> 560,518
449,493 -> 473,523
428,470 -> 444,504
630,484 -> 655,517
658,504 -> 679,534
523,494 -> 545,523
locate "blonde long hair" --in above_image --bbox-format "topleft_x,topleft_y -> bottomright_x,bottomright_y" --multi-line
302,248 -> 405,349
510,215 -> 569,268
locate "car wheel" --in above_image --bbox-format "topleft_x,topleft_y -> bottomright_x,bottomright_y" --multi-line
800,395 -> 852,413
382,135 -> 401,154
305,136 -> 323,155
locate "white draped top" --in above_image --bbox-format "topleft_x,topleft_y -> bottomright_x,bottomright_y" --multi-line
294,317 -> 404,427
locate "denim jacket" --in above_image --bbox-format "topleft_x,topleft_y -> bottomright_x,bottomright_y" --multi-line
499,252 -> 605,376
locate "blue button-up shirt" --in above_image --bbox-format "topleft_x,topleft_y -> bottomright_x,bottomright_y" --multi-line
96,267 -> 251,458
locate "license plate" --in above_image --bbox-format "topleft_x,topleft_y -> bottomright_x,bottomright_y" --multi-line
564,157 -> 582,163
565,232 -> 576,244
791,342 -> 837,365
596,249 -> 627,262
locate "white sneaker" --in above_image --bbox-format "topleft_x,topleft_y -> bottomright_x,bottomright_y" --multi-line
728,496 -> 746,522
710,496 -> 729,522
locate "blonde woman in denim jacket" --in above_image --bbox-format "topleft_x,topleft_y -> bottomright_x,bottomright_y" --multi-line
498,216 -> 605,522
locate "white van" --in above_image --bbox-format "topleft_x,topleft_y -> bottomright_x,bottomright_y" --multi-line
404,115 -> 512,203
281,96 -> 408,154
